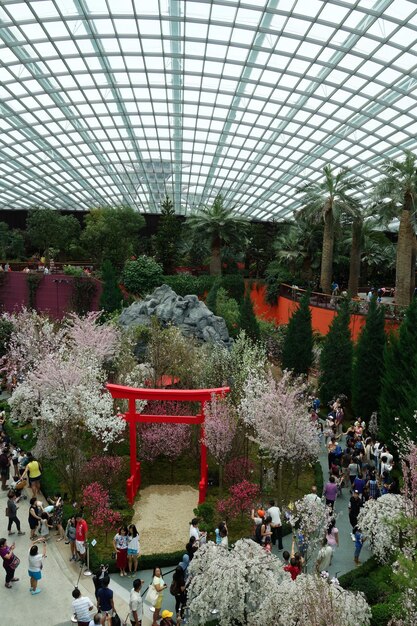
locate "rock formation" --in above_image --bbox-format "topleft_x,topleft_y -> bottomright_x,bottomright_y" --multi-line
119,284 -> 231,347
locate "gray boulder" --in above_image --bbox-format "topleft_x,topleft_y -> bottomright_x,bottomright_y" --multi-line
119,284 -> 231,348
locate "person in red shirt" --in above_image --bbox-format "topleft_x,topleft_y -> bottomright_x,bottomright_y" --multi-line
75,513 -> 88,565
284,557 -> 301,581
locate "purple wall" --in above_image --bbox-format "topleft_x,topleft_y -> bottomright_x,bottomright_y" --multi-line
1,272 -> 102,319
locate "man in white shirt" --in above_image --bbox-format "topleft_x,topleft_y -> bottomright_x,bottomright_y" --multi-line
305,486 -> 321,503
316,538 -> 333,573
129,578 -> 143,626
267,500 -> 283,550
72,588 -> 94,626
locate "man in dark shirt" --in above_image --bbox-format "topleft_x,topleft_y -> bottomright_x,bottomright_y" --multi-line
349,490 -> 363,527
97,576 -> 115,625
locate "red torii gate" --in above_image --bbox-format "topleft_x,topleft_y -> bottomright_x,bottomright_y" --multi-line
106,384 -> 230,505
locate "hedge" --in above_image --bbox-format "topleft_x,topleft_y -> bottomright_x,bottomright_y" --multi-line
89,545 -> 184,574
161,274 -> 215,297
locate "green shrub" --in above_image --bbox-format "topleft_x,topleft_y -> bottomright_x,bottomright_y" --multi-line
339,557 -> 380,589
122,256 -> 164,296
259,319 -> 287,363
100,260 -> 123,313
239,291 -> 260,341
215,288 -> 240,337
370,593 -> 403,626
349,578 -> 382,604
71,276 -> 97,315
0,318 -> 13,358
89,546 -> 184,574
193,502 -> 215,533
206,277 -> 222,313
221,274 -> 245,303
162,274 -> 215,297
63,264 -> 84,277
265,261 -> 295,305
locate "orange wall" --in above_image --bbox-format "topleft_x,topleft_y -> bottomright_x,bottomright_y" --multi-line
249,283 -> 399,340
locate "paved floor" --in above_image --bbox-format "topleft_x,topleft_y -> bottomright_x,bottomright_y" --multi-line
0,432 -> 369,625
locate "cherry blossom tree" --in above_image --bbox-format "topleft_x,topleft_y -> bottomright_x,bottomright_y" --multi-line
203,394 -> 237,491
224,457 -> 256,486
289,495 -> 332,568
139,401 -> 191,477
0,309 -> 66,388
188,539 -> 285,626
187,538 -> 371,626
66,311 -> 121,364
239,370 -> 320,501
357,493 -> 405,563
268,573 -> 371,626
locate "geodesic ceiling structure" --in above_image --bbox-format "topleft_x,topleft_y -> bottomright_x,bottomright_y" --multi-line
1,0 -> 417,219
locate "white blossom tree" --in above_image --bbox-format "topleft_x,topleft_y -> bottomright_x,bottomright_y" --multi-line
239,370 -> 320,500
357,493 -> 405,562
187,539 -> 285,626
203,394 -> 237,491
268,573 -> 371,626
187,538 -> 371,626
289,494 -> 332,567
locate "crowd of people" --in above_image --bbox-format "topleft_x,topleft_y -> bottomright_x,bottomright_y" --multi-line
0,391 -> 400,624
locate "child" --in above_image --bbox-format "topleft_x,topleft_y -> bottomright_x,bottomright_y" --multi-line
39,511 -> 53,540
263,535 -> 272,553
353,526 -> 365,565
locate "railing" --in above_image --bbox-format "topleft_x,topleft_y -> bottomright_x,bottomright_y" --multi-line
279,283 -> 406,321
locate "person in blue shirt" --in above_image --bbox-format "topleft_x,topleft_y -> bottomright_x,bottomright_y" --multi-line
353,526 -> 366,565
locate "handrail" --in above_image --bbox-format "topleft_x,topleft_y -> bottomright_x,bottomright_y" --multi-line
279,283 -> 406,321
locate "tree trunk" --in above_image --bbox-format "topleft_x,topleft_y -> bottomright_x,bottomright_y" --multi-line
277,462 -> 283,506
348,217 -> 362,297
219,464 -> 223,495
410,234 -> 416,302
210,235 -> 222,276
320,201 -> 334,294
395,203 -> 414,307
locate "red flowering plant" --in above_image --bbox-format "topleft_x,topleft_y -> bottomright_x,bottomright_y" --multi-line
82,481 -> 122,545
217,479 -> 260,521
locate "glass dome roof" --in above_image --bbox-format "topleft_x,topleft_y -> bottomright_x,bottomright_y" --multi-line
1,0 -> 417,219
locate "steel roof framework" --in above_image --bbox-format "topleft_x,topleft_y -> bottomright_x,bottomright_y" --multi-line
1,0 -> 417,219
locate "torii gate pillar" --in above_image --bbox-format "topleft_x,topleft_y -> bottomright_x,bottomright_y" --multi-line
106,385 -> 230,505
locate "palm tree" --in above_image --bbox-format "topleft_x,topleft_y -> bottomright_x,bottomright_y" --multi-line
374,151 -> 417,306
297,166 -> 363,294
341,215 -> 394,296
187,194 -> 248,276
274,214 -> 322,282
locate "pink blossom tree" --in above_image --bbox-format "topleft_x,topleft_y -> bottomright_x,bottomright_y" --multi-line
239,370 -> 320,502
224,457 -> 256,487
66,311 -> 121,364
139,401 -> 191,477
203,394 -> 237,492
82,481 -> 122,545
83,455 -> 125,493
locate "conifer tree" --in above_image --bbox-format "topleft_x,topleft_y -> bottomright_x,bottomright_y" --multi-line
352,297 -> 386,420
380,297 -> 417,442
154,195 -> 179,274
319,298 -> 353,406
99,260 -> 123,313
282,291 -> 313,375
239,291 -> 260,341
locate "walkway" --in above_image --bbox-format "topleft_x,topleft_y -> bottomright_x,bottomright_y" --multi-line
0,434 -> 370,625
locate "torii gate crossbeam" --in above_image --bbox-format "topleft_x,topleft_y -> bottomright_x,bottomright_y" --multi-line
106,384 -> 230,505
